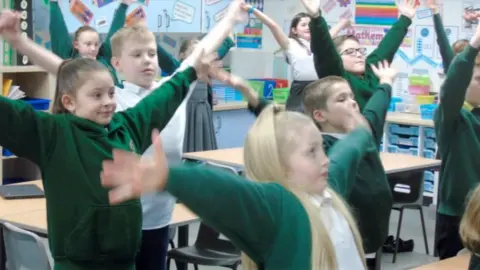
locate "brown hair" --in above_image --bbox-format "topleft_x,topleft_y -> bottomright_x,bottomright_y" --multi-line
73,25 -> 97,42
303,76 -> 349,117
284,12 -> 311,64
453,39 -> 469,55
110,24 -> 156,57
52,58 -> 110,114
332,34 -> 360,52
178,39 -> 196,60
460,184 -> 480,254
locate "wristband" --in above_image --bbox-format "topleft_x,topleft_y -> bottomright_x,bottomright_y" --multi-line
248,7 -> 255,14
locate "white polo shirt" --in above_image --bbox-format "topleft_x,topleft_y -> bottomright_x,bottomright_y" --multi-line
310,191 -> 365,270
283,38 -> 318,81
116,63 -> 197,230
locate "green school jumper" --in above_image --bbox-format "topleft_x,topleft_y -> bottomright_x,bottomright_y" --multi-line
49,2 -> 127,85
0,69 -> 197,270
322,84 -> 393,253
247,85 -> 393,253
434,45 -> 480,218
433,13 -> 454,73
470,254 -> 480,270
165,127 -> 372,269
156,36 -> 235,107
309,15 -> 411,111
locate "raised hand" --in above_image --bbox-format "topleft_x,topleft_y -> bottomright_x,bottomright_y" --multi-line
425,0 -> 438,12
299,0 -> 321,17
470,13 -> 480,49
211,67 -> 247,89
189,49 -> 222,84
344,112 -> 372,134
397,0 -> 417,19
225,0 -> 248,24
370,60 -> 398,85
0,10 -> 22,43
102,129 -> 169,205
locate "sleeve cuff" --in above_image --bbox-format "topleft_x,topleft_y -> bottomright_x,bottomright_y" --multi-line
247,97 -> 269,117
398,15 -> 413,26
118,3 -> 128,10
465,45 -> 480,59
181,67 -> 198,82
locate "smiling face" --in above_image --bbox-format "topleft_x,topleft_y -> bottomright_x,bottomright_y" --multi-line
62,70 -> 116,125
74,29 -> 100,59
338,38 -> 367,75
291,16 -> 311,41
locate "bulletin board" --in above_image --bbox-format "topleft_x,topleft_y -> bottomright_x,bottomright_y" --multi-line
320,0 -> 478,95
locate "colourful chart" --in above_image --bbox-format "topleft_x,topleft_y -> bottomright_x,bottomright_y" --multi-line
355,0 -> 398,26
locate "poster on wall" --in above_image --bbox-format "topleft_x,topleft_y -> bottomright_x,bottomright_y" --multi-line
434,26 -> 459,60
236,0 -> 264,49
355,0 -> 398,25
415,25 -> 435,58
462,2 -> 480,32
322,0 -> 354,20
342,25 -> 412,48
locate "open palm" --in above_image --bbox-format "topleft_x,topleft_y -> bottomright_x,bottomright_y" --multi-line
300,0 -> 321,16
397,0 -> 417,19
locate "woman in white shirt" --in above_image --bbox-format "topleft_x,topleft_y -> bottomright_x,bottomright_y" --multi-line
244,4 -> 349,112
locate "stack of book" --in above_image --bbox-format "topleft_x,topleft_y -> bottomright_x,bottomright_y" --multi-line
2,79 -> 25,100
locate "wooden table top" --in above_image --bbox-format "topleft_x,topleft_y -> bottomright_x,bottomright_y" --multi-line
0,180 -> 45,218
0,180 -> 199,234
184,148 -> 441,174
413,253 -> 470,269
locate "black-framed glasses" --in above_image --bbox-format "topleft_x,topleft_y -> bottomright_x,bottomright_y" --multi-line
340,47 -> 367,56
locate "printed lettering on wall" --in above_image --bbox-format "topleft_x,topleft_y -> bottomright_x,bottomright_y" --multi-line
345,26 -> 412,48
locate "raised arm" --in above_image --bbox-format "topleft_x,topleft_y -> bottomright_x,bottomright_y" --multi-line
246,5 -> 289,50
299,0 -> 345,77
329,19 -> 350,38
0,96 -> 56,166
327,127 -> 372,198
434,36 -> 480,131
49,0 -> 73,59
367,0 -> 415,64
0,10 -> 62,74
427,0 -> 454,73
98,1 -> 129,59
362,61 -> 395,146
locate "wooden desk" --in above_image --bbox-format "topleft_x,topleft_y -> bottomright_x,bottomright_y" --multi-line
413,253 -> 470,269
183,148 -> 442,174
0,180 -> 45,217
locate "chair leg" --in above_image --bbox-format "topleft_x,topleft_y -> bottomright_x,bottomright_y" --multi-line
166,258 -> 171,270
375,246 -> 382,270
169,239 -> 175,249
418,206 -> 429,255
392,208 -> 404,264
194,264 -> 199,270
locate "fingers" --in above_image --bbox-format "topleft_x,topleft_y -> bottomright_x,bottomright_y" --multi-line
108,183 -> 136,205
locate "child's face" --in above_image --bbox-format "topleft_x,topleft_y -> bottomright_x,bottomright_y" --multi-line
313,82 -> 359,132
74,31 -> 100,59
287,122 -> 329,194
293,17 -> 311,41
339,39 -> 366,75
113,39 -> 159,89
63,71 -> 116,125
466,66 -> 480,106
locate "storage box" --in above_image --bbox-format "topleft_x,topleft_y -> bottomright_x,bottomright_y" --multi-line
23,98 -> 51,111
420,104 -> 438,120
273,88 -> 289,104
2,148 -> 14,157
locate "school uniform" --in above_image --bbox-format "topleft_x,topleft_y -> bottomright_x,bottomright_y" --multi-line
116,63 -> 196,270
247,84 -> 393,257
49,2 -> 127,85
470,254 -> 480,270
0,68 -> 197,269
309,15 -> 411,111
163,128 -> 371,269
434,45 -> 480,260
283,38 -> 317,112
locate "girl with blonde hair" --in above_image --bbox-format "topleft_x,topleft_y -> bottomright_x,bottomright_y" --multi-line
101,104 -> 371,269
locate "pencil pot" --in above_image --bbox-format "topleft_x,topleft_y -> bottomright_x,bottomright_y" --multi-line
273,88 -> 289,104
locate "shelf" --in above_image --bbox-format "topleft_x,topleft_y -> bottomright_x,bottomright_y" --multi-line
213,102 -> 248,111
0,65 -> 47,73
386,112 -> 434,127
2,156 -> 17,160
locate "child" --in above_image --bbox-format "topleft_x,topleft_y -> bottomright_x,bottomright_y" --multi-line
107,2 -> 243,268
101,104 -> 372,269
243,4 -> 350,112
460,184 -> 480,270
0,9 -> 213,269
434,15 -> 480,260
300,0 -> 415,110
49,0 -> 132,85
215,60 -> 395,269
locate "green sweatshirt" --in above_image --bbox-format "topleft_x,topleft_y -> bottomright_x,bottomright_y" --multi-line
49,2 -> 127,85
434,45 -> 480,217
165,127 -> 372,269
310,15 -> 411,110
433,13 -> 454,73
470,254 -> 480,270
247,84 -> 393,253
0,68 -> 197,270
322,84 -> 393,253
156,36 -> 235,107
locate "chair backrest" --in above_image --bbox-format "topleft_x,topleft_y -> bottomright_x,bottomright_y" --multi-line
390,171 -> 425,205
204,161 -> 239,175
2,222 -> 52,270
194,223 -> 240,255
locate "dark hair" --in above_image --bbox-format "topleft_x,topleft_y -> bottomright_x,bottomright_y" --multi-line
303,76 -> 349,118
178,39 -> 195,60
73,25 -> 97,42
453,39 -> 469,55
332,34 -> 360,52
285,12 -> 311,64
52,58 -> 110,114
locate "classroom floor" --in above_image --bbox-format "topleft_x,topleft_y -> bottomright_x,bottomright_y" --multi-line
167,205 -> 441,270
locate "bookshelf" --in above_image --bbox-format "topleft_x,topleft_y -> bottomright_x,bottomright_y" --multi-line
1,65 -> 55,184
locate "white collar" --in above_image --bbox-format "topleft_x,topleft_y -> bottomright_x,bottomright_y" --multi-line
309,190 -> 333,207
121,81 -> 159,95
322,132 -> 347,139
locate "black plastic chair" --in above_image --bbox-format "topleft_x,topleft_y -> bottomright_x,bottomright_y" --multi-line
389,171 -> 429,263
166,223 -> 241,270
